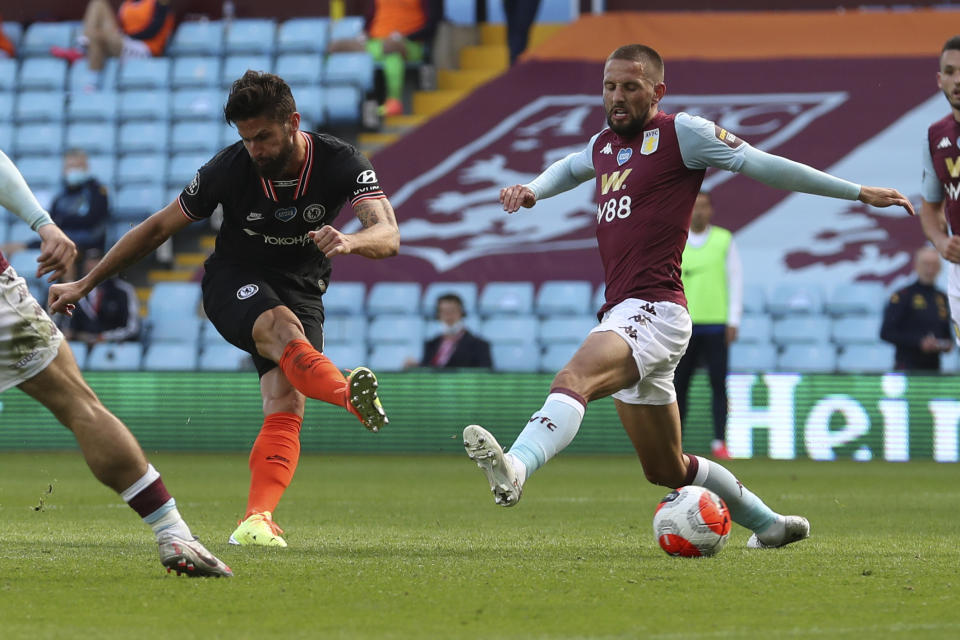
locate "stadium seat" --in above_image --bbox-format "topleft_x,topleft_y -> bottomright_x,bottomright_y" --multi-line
276,54 -> 323,86
67,341 -> 88,369
3,22 -> 23,52
825,281 -> 886,316
290,85 -> 324,128
367,282 -> 422,316
68,90 -> 119,122
831,314 -> 883,345
118,121 -> 170,155
368,314 -> 425,344
0,94 -> 12,123
329,16 -> 365,41
67,60 -> 111,93
940,349 -> 960,373
322,281 -> 366,315
487,0 -> 577,22
322,52 -> 375,92
777,343 -> 837,373
118,58 -> 171,90
20,22 -> 74,57
836,343 -> 895,373
112,185 -> 167,221
540,341 -> 579,371
171,56 -> 221,89
66,122 -> 117,155
142,343 -> 198,370
535,280 -> 593,316
168,152 -> 211,189
148,282 -> 202,322
119,89 -> 171,122
421,282 -> 479,317
491,343 -> 540,372
169,20 -> 225,57
86,342 -> 142,371
445,0 -> 478,25
737,313 -> 773,344
322,342 -> 368,368
221,54 -> 272,87
219,123 -> 240,147
171,121 -> 222,154
15,91 -> 65,123
729,342 -> 778,372
7,221 -> 38,246
593,284 -> 605,311
14,123 -> 64,157
323,85 -> 362,125
0,128 -> 10,154
277,17 -> 330,54
198,342 -> 252,371
478,282 -> 535,316
116,152 -> 168,187
767,282 -> 824,315
18,58 -> 67,91
171,88 -> 223,121
538,316 -> 594,344
369,342 -> 422,372
771,315 -> 832,345
480,315 -> 539,345
742,283 -> 767,315
226,18 -> 276,56
15,156 -> 62,191
0,59 -> 16,92
86,154 -> 117,187
8,248 -> 43,280
323,315 -> 368,346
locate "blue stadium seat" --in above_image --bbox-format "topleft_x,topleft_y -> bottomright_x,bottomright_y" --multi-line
323,315 -> 368,346
171,121 -> 222,154
421,282 -> 478,317
169,20 -> 225,57
68,341 -> 88,369
777,343 -> 837,373
276,54 -> 323,86
729,342 -> 778,372
771,315 -> 832,345
86,154 -> 117,187
491,343 -> 540,372
367,282 -> 422,316
118,58 -> 171,90
0,59 -> 16,91
831,314 -> 883,345
220,123 -> 240,147
277,17 -> 330,54
68,90 -> 119,122
540,341 -> 579,372
221,54 -> 272,87
118,121 -> 170,155
487,0 -> 578,22
0,94 -> 15,123
825,282 -> 886,316
86,343 -> 142,371
66,122 -> 116,155
480,315 -> 539,345
226,19 -> 277,56
742,283 -> 767,315
14,123 -> 64,156
479,282 -> 535,316
329,16 -> 364,41
369,342 -> 422,372
67,60 -> 109,93
3,22 -> 23,51
290,85 -> 324,128
198,342 -> 252,371
593,284 -> 605,312
107,220 -> 135,245
112,185 -> 167,221
142,343 -> 198,370
0,128 -> 10,155
536,280 -> 592,316
323,85 -> 362,125
171,56 -> 221,88
323,281 -> 366,315
538,316 -> 594,344
836,343 -> 895,373
20,22 -> 74,57
18,58 -> 67,91
171,88 -> 223,121
941,349 -> 960,373
119,89 -> 171,121
116,152 -> 168,187
767,282 -> 824,315
148,282 -> 202,322
15,156 -> 61,191
7,221 -> 38,246
737,313 -> 773,344
445,0 -> 477,25
322,52 -> 375,92
168,152 -> 211,189
14,91 -> 64,123
368,314 -> 425,344
8,248 -> 43,280
322,342 -> 368,368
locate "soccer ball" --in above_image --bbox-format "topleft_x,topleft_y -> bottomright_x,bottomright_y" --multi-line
653,486 -> 731,557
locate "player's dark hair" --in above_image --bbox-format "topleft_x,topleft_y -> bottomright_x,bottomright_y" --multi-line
943,35 -> 960,55
224,71 -> 297,125
436,293 -> 466,317
608,44 -> 664,81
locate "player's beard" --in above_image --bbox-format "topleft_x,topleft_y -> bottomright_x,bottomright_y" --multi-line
606,107 -> 649,139
944,86 -> 960,112
253,135 -> 297,180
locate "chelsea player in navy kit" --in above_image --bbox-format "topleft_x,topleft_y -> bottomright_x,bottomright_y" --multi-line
50,71 -> 400,548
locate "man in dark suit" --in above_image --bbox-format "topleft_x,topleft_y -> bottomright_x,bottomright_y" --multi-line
421,293 -> 492,368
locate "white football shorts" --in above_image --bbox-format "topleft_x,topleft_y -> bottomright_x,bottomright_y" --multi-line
590,297 -> 691,405
0,266 -> 63,392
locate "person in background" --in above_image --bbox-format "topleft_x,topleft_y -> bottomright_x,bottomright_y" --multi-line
673,191 -> 742,460
420,293 -> 492,368
0,14 -> 16,58
504,0 -> 541,65
62,248 -> 140,348
50,148 -> 109,256
329,0 -> 442,116
880,246 -> 952,371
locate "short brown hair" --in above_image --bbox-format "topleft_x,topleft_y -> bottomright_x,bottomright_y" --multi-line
224,70 -> 297,124
608,44 -> 664,83
943,35 -> 960,55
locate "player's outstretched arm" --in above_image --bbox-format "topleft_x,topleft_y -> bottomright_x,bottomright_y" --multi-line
309,197 -> 399,260
918,198 -> 960,263
36,224 -> 77,283
500,185 -> 537,213
857,186 -> 916,215
48,200 -> 193,315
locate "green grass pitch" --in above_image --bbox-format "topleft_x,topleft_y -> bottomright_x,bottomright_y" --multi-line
1,452 -> 958,639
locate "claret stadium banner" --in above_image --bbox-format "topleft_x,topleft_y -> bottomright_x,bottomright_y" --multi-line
1,371 -> 959,462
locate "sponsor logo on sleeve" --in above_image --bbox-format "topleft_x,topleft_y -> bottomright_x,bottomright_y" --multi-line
640,129 -> 659,156
303,204 -> 326,223
357,170 -> 378,184
714,125 -> 744,149
185,172 -> 200,195
274,207 -> 298,222
236,284 -> 259,300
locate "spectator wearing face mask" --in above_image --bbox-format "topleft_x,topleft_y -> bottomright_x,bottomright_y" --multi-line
419,293 -> 492,368
50,148 -> 110,254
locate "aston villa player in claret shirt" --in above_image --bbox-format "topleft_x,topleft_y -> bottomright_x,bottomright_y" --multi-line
464,44 -> 915,550
50,71 -> 400,548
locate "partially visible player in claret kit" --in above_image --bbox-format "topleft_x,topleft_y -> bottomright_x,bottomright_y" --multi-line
50,71 -> 400,548
464,44 -> 915,549
0,150 -> 231,577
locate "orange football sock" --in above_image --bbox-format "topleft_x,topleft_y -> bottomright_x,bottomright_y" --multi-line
278,339 -> 350,409
246,412 -> 303,517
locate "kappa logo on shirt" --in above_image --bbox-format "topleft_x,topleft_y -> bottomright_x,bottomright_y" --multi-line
600,142 -> 613,155
938,136 -> 952,149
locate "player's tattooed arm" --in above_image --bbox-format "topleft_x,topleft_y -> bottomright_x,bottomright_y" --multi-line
309,198 -> 399,259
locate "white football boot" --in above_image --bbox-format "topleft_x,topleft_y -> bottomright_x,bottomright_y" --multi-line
158,531 -> 233,577
463,424 -> 522,507
746,515 -> 810,549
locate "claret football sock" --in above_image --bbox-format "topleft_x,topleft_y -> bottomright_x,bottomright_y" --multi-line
685,454 -> 778,534
508,390 -> 586,482
246,412 -> 303,517
121,464 -> 192,540
278,339 -> 350,409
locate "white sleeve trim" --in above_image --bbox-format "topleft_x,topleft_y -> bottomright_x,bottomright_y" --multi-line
739,146 -> 861,200
0,150 -> 54,231
726,237 -> 743,327
921,133 -> 944,203
526,133 -> 598,201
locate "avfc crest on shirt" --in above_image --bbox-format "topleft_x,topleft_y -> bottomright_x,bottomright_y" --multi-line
640,129 -> 659,156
